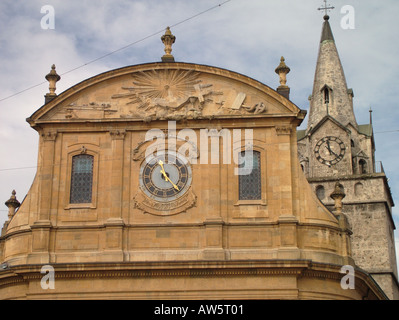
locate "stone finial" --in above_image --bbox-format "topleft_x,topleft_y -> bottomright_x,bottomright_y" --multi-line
275,57 -> 290,87
45,64 -> 61,103
45,64 -> 61,94
161,27 -> 176,62
275,57 -> 291,99
5,190 -> 20,220
330,182 -> 351,233
330,182 -> 346,214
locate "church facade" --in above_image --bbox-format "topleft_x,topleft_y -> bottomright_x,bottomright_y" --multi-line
0,16 -> 395,300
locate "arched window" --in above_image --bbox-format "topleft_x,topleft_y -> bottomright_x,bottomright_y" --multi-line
354,182 -> 364,197
70,154 -> 94,204
238,151 -> 261,200
316,185 -> 325,201
359,159 -> 367,174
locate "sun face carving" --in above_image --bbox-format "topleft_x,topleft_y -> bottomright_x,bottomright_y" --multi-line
112,69 -> 202,109
134,69 -> 200,100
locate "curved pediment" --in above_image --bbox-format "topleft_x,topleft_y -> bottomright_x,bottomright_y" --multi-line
28,62 -> 303,125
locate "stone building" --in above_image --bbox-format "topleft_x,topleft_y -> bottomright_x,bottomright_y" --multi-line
0,18 -> 393,299
297,14 -> 399,299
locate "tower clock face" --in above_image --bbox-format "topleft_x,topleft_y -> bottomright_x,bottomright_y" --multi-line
314,136 -> 346,166
139,151 -> 192,202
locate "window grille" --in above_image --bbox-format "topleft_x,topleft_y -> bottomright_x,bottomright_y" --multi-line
238,151 -> 261,200
70,154 -> 94,204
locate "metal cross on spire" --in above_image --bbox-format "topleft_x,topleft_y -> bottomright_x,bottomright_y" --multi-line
318,0 -> 335,16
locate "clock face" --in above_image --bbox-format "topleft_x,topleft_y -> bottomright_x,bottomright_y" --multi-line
139,151 -> 192,202
314,136 -> 346,166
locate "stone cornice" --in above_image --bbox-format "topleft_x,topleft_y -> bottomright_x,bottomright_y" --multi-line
0,260 -> 387,299
1,220 -> 348,239
308,173 -> 387,183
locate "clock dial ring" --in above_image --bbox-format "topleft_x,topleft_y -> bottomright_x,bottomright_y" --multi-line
139,151 -> 192,202
314,136 -> 346,166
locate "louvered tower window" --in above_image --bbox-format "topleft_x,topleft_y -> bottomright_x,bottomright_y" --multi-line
238,151 -> 261,200
324,87 -> 330,104
70,154 -> 94,204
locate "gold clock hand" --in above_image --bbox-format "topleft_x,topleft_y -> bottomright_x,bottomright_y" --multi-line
158,160 -> 179,190
160,169 -> 168,181
165,175 -> 180,191
158,160 -> 165,170
158,160 -> 168,181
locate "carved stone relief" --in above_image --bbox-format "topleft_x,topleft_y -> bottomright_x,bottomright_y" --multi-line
276,126 -> 292,136
112,69 -> 225,121
41,131 -> 58,141
43,69 -> 270,122
64,102 -> 117,119
111,69 -> 268,122
133,187 -> 197,216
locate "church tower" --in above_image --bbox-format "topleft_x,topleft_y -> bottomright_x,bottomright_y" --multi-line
298,11 -> 399,299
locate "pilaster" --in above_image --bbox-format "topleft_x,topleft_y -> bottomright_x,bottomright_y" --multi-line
277,215 -> 300,259
103,218 -> 125,262
108,130 -> 126,223
27,220 -> 52,264
37,130 -> 57,222
201,129 -> 225,260
201,218 -> 226,260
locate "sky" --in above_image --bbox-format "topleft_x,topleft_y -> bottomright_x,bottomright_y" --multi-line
0,0 -> 399,265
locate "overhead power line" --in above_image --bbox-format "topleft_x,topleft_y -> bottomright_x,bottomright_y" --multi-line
375,130 -> 399,134
0,166 -> 37,172
0,0 -> 233,103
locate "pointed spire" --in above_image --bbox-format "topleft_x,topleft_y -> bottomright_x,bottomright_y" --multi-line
307,14 -> 357,132
320,14 -> 335,43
